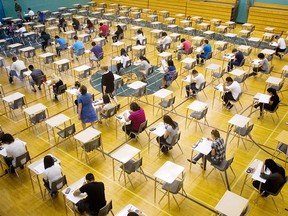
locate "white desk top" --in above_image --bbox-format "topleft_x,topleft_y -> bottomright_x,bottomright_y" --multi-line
238,45 -> 251,50
187,100 -> 208,112
64,30 -> 76,35
181,57 -> 196,64
265,76 -> 282,85
248,37 -> 260,42
24,103 -> 47,116
2,92 -> 25,103
154,161 -> 184,184
74,65 -> 91,72
112,41 -> 125,47
211,18 -> 221,22
193,138 -> 212,155
214,83 -> 225,92
38,52 -> 55,58
150,29 -> 162,33
130,26 -> 142,30
157,52 -> 172,58
78,33 -> 90,38
263,32 -> 273,37
28,154 -> 60,175
62,177 -> 86,204
127,81 -> 147,90
239,30 -> 250,34
170,33 -> 181,37
253,93 -> 270,104
20,46 -> 35,52
192,36 -> 204,41
261,49 -> 275,55
204,30 -> 215,35
250,59 -> 261,66
242,23 -> 253,27
74,127 -> 101,143
34,24 -> 45,28
54,59 -> 70,65
152,89 -> 173,99
46,26 -> 58,30
192,16 -> 202,20
66,88 -> 80,96
265,27 -> 274,31
7,43 -> 22,48
251,160 -> 269,183
149,122 -> 166,137
110,144 -> 140,164
23,32 -> 36,36
228,114 -> 251,128
225,21 -> 235,25
206,63 -> 221,70
216,25 -> 228,30
116,109 -> 130,124
198,23 -> 210,27
181,20 -> 192,24
215,191 -> 248,216
224,33 -> 237,37
45,114 -> 70,127
132,45 -> 146,50
229,69 -> 246,77
215,41 -> 228,46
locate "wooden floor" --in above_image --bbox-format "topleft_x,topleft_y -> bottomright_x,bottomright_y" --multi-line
0,16 -> 288,216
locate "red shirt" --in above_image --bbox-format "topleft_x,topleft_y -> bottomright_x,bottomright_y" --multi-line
99,24 -> 109,35
182,40 -> 192,54
129,108 -> 146,131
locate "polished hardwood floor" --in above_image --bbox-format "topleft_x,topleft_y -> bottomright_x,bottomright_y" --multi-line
0,12 -> 288,216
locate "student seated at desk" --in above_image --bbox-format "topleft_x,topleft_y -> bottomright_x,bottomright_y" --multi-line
9,56 -> 26,84
28,64 -> 44,92
85,19 -> 94,34
6,20 -> 15,35
55,35 -> 67,56
222,76 -> 242,110
70,35 -> 85,61
46,73 -> 64,100
196,39 -> 212,65
24,8 -> 35,22
138,56 -> 151,82
43,155 -> 62,196
227,48 -> 244,72
191,129 -> 225,165
112,25 -> 124,43
15,24 -> 27,37
72,18 -> 81,32
156,115 -> 178,153
136,29 -> 145,45
176,38 -> 192,60
128,211 -> 145,216
116,48 -> 130,74
156,32 -> 172,53
185,69 -> 205,98
252,159 -> 286,197
122,102 -> 146,138
1,133 -> 26,174
275,35 -> 286,59
74,173 -> 106,215
98,23 -> 109,41
39,31 -> 51,52
37,11 -> 46,24
95,94 -> 115,124
58,16 -> 67,33
159,59 -> 176,89
90,42 -> 103,68
249,53 -> 268,77
254,87 -> 279,119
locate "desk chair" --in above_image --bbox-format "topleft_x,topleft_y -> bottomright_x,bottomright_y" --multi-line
24,49 -> 36,63
100,106 -> 117,127
113,78 -> 124,96
10,151 -> 31,178
29,110 -> 47,132
119,157 -> 147,188
206,156 -> 236,189
234,73 -> 249,90
44,175 -> 68,205
9,97 -> 26,120
243,47 -> 252,61
54,84 -> 67,101
159,131 -> 183,160
159,172 -> 187,208
195,81 -> 207,99
231,124 -> 254,150
98,200 -> 114,216
219,204 -> 250,216
227,92 -> 243,113
212,68 -> 226,84
273,142 -> 288,167
167,71 -> 179,87
128,120 -> 148,147
57,123 -> 76,149
203,52 -> 213,65
58,43 -> 69,58
264,100 -> 281,124
158,96 -> 176,115
131,85 -> 148,103
187,106 -> 209,132
269,78 -> 284,98
278,47 -> 288,59
234,58 -> 246,70
81,137 -> 106,164
75,47 -> 85,63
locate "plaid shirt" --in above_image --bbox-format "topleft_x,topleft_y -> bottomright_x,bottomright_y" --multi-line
211,138 -> 226,162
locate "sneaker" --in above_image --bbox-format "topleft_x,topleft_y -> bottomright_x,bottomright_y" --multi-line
38,86 -> 41,90
228,104 -> 234,110
185,95 -> 191,98
187,159 -> 197,164
98,120 -> 102,124
116,104 -> 120,111
32,88 -> 36,92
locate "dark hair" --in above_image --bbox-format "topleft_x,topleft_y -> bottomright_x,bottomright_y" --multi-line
225,77 -> 233,82
86,173 -> 95,181
275,35 -> 280,39
41,31 -> 46,36
99,23 -> 103,26
80,85 -> 87,95
258,53 -> 265,59
139,56 -> 150,64
74,81 -> 81,88
120,48 -> 127,56
162,32 -> 167,37
267,87 -> 277,96
73,35 -> 78,40
232,48 -> 237,53
192,69 -> 198,75
127,213 -> 139,216
28,65 -> 34,70
117,25 -> 122,31
102,94 -> 111,104
204,39 -> 209,44
163,115 -> 177,129
211,129 -> 220,139
0,133 -> 14,144
167,60 -> 174,67
130,102 -> 140,111
44,155 -> 55,169
91,42 -> 96,46
28,8 -> 31,10
264,159 -> 285,178
55,35 -> 59,39
17,24 -> 23,28
12,56 -> 17,62
180,38 -> 185,43
137,29 -> 143,35
87,19 -> 92,25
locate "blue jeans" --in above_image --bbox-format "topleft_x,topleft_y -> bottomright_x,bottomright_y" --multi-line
9,70 -> 23,79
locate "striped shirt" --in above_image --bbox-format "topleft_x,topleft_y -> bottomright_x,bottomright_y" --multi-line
211,137 -> 226,162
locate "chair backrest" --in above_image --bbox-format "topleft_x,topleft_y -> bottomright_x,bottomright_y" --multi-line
124,59 -> 132,68
235,92 -> 242,102
200,107 -> 209,119
187,47 -> 193,55
170,131 -> 181,147
83,137 -> 101,152
118,33 -> 124,40
105,106 -> 117,118
57,84 -> 67,95
50,175 -> 67,192
36,74 -> 46,85
198,81 -> 206,91
30,110 -> 47,125
114,78 -> 124,90
239,58 -> 246,67
15,151 -> 30,168
133,157 -> 143,172
126,45 -> 132,53
77,47 -> 85,56
142,38 -> 147,45
172,71 -> 178,82
206,51 -> 213,60
134,86 -> 146,97
240,204 -> 251,216
58,124 -> 76,138
269,100 -> 281,113
167,96 -> 176,108
62,43 -> 69,50
147,66 -> 153,75
164,43 -> 171,50
266,65 -> 274,74
225,156 -> 235,171
137,120 -> 147,134
98,200 -> 113,216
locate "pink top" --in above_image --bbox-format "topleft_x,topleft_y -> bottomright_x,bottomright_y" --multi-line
99,24 -> 109,35
129,108 -> 146,131
182,40 -> 192,54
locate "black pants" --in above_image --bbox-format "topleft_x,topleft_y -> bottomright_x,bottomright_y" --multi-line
122,124 -> 136,138
112,36 -> 118,43
276,47 -> 286,57
255,103 -> 273,115
156,135 -> 171,152
228,61 -> 240,72
185,83 -> 198,96
42,41 -> 48,51
223,92 -> 235,106
4,157 -> 15,173
196,53 -> 205,64
116,63 -> 123,74
76,199 -> 99,215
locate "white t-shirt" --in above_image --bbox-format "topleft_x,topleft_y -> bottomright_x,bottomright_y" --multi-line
165,124 -> 178,144
121,55 -> 130,68
43,164 -> 63,188
16,26 -> 27,33
161,36 -> 172,49
136,34 -> 145,44
227,81 -> 242,99
278,38 -> 286,50
5,139 -> 26,167
140,60 -> 151,74
11,60 -> 26,76
27,10 -> 35,16
192,73 -> 205,89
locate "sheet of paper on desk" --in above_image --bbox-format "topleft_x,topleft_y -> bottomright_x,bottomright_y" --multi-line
259,94 -> 270,104
33,163 -> 45,174
66,192 -> 86,204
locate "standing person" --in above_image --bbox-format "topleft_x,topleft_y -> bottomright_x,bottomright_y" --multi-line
72,18 -> 81,32
28,65 -> 44,92
136,29 -> 145,45
99,23 -> 109,41
1,133 -> 26,174
55,35 -> 67,56
176,38 -> 192,60
112,25 -> 124,43
156,32 -> 172,53
101,66 -> 120,110
70,35 -> 85,61
58,16 -> 67,32
90,42 -> 103,68
24,8 -> 35,22
159,60 -> 176,89
227,48 -> 244,72
74,173 -> 106,215
78,85 -> 98,129
122,102 -> 146,138
252,159 -> 286,197
191,129 -> 226,165
196,39 -> 212,65
275,35 -> 286,59
249,53 -> 269,77
185,69 -> 206,98
42,155 -> 63,195
9,56 -> 26,84
138,56 -> 151,82
14,0 -> 24,20
116,48 -> 130,74
254,87 -> 280,119
222,77 -> 242,110
39,31 -> 51,52
156,115 -> 178,153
